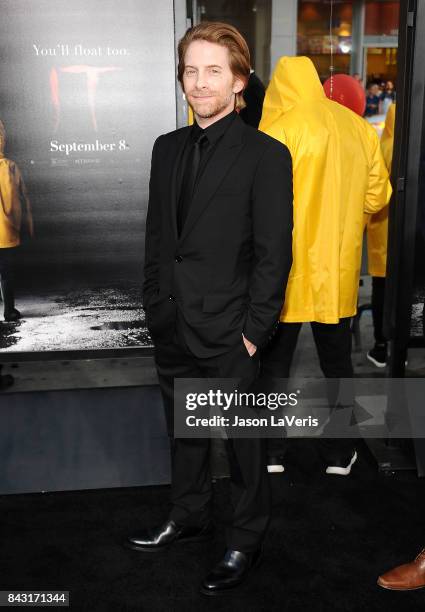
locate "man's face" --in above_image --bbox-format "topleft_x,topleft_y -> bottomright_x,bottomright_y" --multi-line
182,40 -> 244,120
370,84 -> 380,96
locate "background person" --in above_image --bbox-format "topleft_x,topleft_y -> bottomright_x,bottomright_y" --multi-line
366,103 -> 396,367
377,142 -> 425,591
380,80 -> 396,115
239,70 -> 266,128
259,56 -> 391,476
0,120 -> 33,322
365,82 -> 382,117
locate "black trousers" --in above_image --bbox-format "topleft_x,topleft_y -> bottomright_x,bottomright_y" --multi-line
153,333 -> 269,553
371,276 -> 386,344
261,318 -> 354,460
0,247 -> 17,315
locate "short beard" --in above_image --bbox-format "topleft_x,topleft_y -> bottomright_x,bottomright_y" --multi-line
189,92 -> 234,119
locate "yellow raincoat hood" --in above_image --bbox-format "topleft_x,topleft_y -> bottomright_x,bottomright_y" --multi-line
260,57 -> 391,323
0,120 -> 33,248
259,56 -> 325,131
367,103 -> 396,277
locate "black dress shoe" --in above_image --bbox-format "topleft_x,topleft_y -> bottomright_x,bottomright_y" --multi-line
201,548 -> 262,596
4,308 -> 22,322
127,519 -> 214,552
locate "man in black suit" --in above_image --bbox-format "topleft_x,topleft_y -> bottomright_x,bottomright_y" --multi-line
128,22 -> 293,596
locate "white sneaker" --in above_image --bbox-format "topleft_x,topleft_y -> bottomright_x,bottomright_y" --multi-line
267,456 -> 285,473
366,341 -> 388,367
326,450 -> 358,476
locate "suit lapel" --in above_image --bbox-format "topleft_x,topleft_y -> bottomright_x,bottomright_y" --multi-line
178,116 -> 245,244
169,127 -> 191,240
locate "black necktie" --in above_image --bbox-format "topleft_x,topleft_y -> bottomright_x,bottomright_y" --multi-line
178,133 -> 208,236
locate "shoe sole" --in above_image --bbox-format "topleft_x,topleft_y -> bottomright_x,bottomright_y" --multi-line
267,465 -> 285,473
366,353 -> 386,368
326,451 -> 358,476
377,581 -> 425,591
126,532 -> 214,553
199,553 -> 263,597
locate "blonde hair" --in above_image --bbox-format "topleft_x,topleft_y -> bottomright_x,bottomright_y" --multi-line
178,21 -> 250,111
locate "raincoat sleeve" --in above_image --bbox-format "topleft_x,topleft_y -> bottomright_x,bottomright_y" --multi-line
364,129 -> 392,215
243,139 -> 293,348
143,136 -> 162,309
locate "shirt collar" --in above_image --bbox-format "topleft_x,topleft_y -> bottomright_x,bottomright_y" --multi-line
192,110 -> 237,146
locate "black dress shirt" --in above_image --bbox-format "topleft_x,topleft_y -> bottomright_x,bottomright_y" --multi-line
177,110 -> 237,235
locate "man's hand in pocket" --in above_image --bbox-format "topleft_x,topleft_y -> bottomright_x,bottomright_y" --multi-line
242,334 -> 257,356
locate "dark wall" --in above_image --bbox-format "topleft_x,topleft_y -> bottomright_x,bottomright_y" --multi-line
0,386 -> 170,494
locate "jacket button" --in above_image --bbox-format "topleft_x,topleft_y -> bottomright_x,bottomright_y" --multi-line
169,294 -> 175,301
175,255 -> 183,263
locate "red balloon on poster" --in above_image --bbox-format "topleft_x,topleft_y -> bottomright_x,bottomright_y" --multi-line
323,74 -> 366,116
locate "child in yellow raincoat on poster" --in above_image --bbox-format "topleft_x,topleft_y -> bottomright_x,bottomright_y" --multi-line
0,120 -> 33,322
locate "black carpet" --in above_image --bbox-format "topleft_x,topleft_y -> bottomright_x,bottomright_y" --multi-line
1,440 -> 425,611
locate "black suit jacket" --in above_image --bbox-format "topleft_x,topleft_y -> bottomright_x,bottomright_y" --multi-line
143,114 -> 293,358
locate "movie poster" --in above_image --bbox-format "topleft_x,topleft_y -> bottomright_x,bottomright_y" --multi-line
0,0 -> 176,353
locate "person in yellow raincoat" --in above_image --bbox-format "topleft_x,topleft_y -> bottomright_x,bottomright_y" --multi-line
0,120 -> 33,321
259,57 -> 391,475
366,104 -> 395,367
